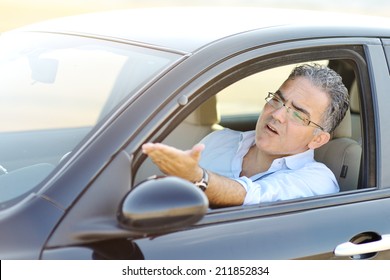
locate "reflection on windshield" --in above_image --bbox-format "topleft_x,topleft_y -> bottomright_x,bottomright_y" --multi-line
0,32 -> 180,209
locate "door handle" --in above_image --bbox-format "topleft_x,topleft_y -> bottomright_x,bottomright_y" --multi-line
334,234 -> 390,257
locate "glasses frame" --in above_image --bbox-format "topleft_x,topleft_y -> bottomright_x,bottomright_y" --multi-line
265,92 -> 325,131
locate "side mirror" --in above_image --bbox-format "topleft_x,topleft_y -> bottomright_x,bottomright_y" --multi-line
117,176 -> 208,235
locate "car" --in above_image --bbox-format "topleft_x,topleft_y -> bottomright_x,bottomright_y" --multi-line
1,6 -> 390,260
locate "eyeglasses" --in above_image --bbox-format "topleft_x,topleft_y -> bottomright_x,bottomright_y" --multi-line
265,92 -> 324,131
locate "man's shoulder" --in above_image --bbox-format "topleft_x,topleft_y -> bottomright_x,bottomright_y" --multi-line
203,128 -> 241,140
200,129 -> 245,151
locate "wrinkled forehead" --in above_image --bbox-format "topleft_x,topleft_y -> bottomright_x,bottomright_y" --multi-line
279,77 -> 330,116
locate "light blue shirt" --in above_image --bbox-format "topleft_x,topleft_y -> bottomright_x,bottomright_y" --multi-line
199,129 -> 339,205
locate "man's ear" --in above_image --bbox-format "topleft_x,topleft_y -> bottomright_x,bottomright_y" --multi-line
308,132 -> 331,150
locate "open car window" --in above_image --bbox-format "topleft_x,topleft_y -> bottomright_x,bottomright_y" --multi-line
135,56 -> 369,206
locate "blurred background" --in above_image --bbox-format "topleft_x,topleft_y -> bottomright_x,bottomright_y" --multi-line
1,0 -> 389,32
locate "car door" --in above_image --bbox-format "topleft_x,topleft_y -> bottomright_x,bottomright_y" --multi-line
130,36 -> 390,260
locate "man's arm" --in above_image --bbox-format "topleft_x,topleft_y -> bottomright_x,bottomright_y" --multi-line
204,170 -> 246,207
142,142 -> 246,207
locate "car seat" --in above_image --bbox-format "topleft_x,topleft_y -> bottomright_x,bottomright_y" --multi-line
349,80 -> 362,144
314,105 -> 362,192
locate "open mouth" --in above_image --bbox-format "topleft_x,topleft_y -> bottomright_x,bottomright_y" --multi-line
266,124 -> 279,135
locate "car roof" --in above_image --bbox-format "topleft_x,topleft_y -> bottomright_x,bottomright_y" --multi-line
14,7 -> 390,53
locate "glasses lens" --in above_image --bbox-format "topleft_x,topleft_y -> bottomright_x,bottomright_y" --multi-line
266,93 -> 310,126
290,110 -> 309,125
266,93 -> 282,109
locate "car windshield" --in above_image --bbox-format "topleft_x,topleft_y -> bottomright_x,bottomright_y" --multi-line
0,32 -> 180,209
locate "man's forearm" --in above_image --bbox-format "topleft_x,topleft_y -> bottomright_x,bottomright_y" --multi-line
205,170 -> 247,207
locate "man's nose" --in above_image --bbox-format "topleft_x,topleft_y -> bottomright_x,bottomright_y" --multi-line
271,105 -> 288,123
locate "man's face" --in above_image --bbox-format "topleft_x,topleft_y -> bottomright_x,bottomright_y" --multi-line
255,76 -> 330,158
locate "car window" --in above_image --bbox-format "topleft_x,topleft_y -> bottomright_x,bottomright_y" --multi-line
135,50 -> 372,207
145,58 -> 364,196
0,32 -> 181,209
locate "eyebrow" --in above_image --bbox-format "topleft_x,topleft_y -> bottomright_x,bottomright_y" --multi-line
275,90 -> 311,117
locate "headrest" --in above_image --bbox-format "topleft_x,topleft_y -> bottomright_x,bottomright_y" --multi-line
332,108 -> 352,139
350,80 -> 360,114
184,96 -> 220,126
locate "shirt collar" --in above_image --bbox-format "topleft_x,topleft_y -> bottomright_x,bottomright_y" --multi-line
283,149 -> 315,170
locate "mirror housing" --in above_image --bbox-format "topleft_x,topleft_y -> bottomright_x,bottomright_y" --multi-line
117,176 -> 209,235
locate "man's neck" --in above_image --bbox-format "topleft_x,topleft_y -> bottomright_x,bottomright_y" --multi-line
240,145 -> 274,177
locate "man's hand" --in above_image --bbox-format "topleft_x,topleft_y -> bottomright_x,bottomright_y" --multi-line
142,142 -> 246,207
142,142 -> 205,182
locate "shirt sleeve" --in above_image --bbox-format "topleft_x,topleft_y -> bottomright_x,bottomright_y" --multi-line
236,163 -> 339,205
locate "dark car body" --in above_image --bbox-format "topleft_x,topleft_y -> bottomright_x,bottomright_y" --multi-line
1,7 -> 390,260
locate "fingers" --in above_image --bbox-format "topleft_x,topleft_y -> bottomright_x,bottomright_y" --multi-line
142,142 -> 204,157
142,143 -> 155,155
142,142 -> 179,157
142,142 -> 204,179
190,143 -> 205,160
142,142 -> 162,154
142,143 -> 182,168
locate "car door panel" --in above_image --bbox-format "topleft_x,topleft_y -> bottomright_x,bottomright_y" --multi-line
134,195 -> 390,260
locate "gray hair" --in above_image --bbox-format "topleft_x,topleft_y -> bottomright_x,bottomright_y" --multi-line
288,63 -> 350,133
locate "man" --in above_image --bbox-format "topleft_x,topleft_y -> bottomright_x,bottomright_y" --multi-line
142,64 -> 350,207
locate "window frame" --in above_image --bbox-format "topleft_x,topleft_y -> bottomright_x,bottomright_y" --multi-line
132,39 -> 379,221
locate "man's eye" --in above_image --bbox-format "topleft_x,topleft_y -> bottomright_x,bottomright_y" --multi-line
272,96 -> 281,103
292,111 -> 306,121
